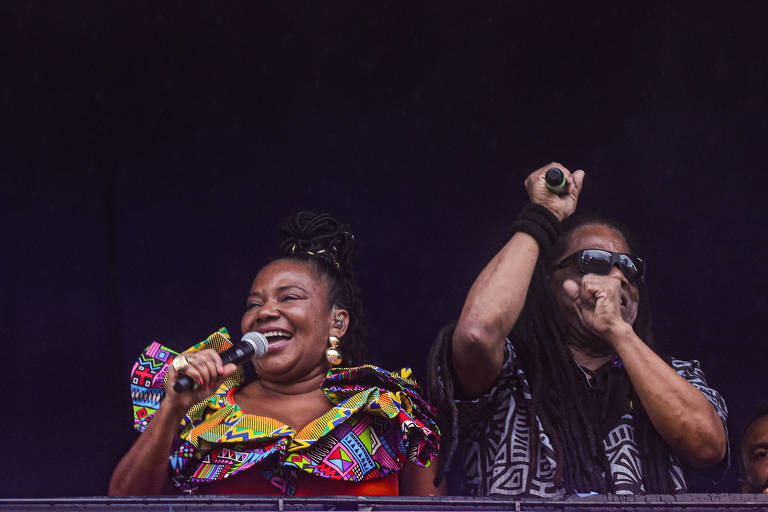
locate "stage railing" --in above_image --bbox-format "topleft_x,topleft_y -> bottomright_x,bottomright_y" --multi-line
2,494 -> 768,511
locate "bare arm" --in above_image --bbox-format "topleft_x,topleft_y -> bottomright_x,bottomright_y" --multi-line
108,401 -> 187,495
611,324 -> 726,467
452,163 -> 585,397
398,459 -> 446,496
567,275 -> 727,468
451,233 -> 540,397
108,350 -> 236,495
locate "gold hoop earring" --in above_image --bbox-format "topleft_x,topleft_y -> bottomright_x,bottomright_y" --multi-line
326,336 -> 342,366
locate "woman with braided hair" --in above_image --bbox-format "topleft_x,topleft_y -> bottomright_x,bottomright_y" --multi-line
109,211 -> 441,496
428,163 -> 728,496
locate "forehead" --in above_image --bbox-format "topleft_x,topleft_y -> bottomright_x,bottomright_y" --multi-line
562,224 -> 630,256
250,259 -> 326,293
743,416 -> 768,455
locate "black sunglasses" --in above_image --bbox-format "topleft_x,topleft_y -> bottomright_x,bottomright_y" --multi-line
552,249 -> 645,284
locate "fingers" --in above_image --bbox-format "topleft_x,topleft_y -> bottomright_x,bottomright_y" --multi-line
581,274 -> 621,300
525,162 -> 569,187
523,161 -> 586,221
563,279 -> 580,300
538,161 -> 573,183
221,363 -> 238,376
578,275 -> 624,329
178,350 -> 226,390
564,274 -> 621,312
570,169 -> 585,196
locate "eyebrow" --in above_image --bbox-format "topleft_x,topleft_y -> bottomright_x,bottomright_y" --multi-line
746,442 -> 768,463
248,285 -> 309,298
277,285 -> 308,294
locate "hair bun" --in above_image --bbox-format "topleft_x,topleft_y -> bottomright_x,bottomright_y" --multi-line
279,211 -> 356,273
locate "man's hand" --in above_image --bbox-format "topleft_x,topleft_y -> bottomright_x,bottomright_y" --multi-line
524,162 -> 586,222
563,274 -> 630,343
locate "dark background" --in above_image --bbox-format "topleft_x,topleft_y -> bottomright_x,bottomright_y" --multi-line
2,1 -> 766,497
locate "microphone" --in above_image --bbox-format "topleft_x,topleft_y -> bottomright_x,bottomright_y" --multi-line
544,167 -> 568,195
173,332 -> 269,392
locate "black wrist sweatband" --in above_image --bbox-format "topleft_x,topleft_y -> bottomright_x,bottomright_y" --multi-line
509,203 -> 562,250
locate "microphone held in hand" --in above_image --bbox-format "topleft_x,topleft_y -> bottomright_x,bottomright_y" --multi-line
545,167 -> 568,195
173,332 -> 269,392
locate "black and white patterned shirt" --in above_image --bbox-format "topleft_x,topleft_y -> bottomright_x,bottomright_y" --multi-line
454,339 -> 729,497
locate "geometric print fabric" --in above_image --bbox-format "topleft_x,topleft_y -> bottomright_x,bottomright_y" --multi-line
453,339 -> 728,497
129,328 -> 440,495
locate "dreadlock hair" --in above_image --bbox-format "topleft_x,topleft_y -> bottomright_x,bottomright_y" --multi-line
275,211 -> 368,366
428,212 -> 677,493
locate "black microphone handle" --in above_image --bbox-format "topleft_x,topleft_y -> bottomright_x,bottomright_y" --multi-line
172,345 -> 255,393
544,167 -> 568,195
220,344 -> 252,366
173,374 -> 196,393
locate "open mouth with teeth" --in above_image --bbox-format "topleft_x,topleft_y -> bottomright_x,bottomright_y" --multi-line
261,330 -> 294,343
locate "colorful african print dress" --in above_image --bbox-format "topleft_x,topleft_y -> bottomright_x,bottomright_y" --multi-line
130,328 -> 440,495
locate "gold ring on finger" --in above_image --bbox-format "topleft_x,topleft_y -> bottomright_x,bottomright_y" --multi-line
172,354 -> 191,372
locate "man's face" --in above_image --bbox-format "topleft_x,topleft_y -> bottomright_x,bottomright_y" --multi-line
741,415 -> 768,493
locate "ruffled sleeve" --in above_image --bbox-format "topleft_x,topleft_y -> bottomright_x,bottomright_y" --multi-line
129,336 -> 441,494
322,365 -> 441,467
130,327 -> 238,432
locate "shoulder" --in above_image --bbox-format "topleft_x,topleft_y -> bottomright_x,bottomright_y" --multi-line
669,357 -> 728,418
669,358 -> 709,385
323,365 -> 441,467
323,365 -> 429,402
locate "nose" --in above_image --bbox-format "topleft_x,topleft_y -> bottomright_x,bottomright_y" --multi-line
256,300 -> 280,322
608,265 -> 629,286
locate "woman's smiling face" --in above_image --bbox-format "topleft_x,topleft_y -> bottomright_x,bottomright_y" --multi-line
241,259 -> 336,382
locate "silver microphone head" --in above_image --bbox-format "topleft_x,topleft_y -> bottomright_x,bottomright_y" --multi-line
241,331 -> 269,358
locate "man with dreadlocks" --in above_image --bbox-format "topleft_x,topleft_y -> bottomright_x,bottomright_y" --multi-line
428,163 -> 728,496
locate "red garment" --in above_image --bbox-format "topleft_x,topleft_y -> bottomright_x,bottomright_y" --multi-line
200,469 -> 399,496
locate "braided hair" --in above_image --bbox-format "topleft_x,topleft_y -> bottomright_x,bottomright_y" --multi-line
428,212 -> 676,493
276,211 -> 368,366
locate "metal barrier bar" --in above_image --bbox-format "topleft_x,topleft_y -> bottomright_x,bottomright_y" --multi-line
2,494 -> 768,512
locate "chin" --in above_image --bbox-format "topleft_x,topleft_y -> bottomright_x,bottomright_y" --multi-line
568,322 -> 614,355
584,338 -> 615,357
